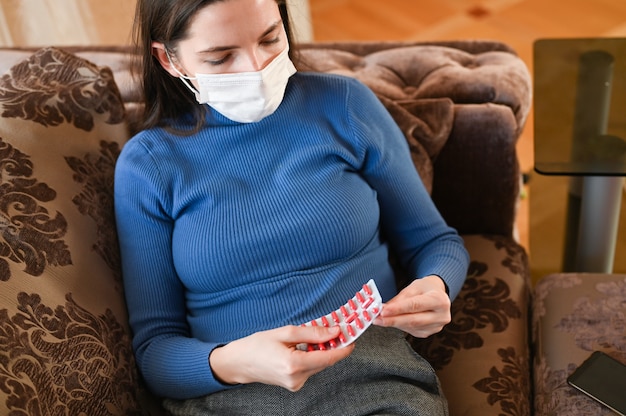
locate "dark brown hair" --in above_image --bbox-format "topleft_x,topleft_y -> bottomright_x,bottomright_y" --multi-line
132,0 -> 294,133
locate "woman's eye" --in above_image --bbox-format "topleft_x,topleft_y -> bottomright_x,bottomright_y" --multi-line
207,55 -> 230,66
261,36 -> 280,46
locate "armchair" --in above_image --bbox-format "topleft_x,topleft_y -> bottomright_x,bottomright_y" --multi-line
0,40 -> 532,415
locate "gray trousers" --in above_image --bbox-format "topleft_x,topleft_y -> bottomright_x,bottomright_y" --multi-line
163,326 -> 448,416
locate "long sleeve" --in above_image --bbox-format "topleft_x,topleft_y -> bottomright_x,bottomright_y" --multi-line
114,140 -> 232,399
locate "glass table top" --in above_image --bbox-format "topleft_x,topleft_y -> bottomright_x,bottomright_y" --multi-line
533,37 -> 626,176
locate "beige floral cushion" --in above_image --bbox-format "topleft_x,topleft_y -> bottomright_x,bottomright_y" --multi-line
411,234 -> 532,416
0,47 -> 150,415
533,273 -> 626,415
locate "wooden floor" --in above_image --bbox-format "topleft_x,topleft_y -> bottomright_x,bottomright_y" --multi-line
1,0 -> 626,281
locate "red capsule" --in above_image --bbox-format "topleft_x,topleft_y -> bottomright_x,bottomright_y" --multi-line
356,292 -> 365,303
363,283 -> 372,295
363,310 -> 371,322
345,312 -> 358,323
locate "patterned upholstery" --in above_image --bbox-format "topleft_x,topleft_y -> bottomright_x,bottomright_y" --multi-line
533,273 -> 626,415
414,235 -> 531,416
0,47 -> 150,415
0,42 -> 533,415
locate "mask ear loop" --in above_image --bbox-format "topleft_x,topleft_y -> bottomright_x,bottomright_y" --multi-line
164,48 -> 201,99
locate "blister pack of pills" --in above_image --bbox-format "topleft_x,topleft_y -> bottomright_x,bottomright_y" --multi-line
296,279 -> 383,351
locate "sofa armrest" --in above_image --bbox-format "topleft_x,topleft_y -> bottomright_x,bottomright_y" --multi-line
432,103 -> 522,236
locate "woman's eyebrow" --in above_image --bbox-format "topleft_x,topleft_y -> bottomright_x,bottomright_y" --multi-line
196,20 -> 282,54
258,20 -> 282,40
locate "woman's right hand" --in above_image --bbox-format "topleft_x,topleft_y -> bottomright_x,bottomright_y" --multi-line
209,325 -> 354,391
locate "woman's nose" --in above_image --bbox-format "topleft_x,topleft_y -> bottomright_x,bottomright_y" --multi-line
242,49 -> 272,72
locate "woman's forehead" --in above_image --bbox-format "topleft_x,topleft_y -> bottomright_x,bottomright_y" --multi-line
185,0 -> 282,48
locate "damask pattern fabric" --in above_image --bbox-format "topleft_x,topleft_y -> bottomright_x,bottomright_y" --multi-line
0,47 -> 149,415
413,234 -> 532,416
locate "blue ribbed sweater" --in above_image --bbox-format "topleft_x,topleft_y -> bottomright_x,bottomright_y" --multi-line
114,72 -> 469,399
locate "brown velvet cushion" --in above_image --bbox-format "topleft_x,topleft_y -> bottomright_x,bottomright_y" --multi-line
297,44 -> 530,194
0,47 -> 150,415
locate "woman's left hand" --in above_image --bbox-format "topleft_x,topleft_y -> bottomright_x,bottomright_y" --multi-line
374,275 -> 451,338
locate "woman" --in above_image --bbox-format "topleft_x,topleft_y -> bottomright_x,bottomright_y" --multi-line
114,0 -> 470,414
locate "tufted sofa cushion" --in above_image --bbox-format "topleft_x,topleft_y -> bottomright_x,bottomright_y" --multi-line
297,42 -> 530,194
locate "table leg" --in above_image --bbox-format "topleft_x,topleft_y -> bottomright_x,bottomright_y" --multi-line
574,176 -> 624,272
563,177 -> 584,272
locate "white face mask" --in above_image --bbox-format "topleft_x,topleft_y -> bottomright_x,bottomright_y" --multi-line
167,46 -> 297,123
